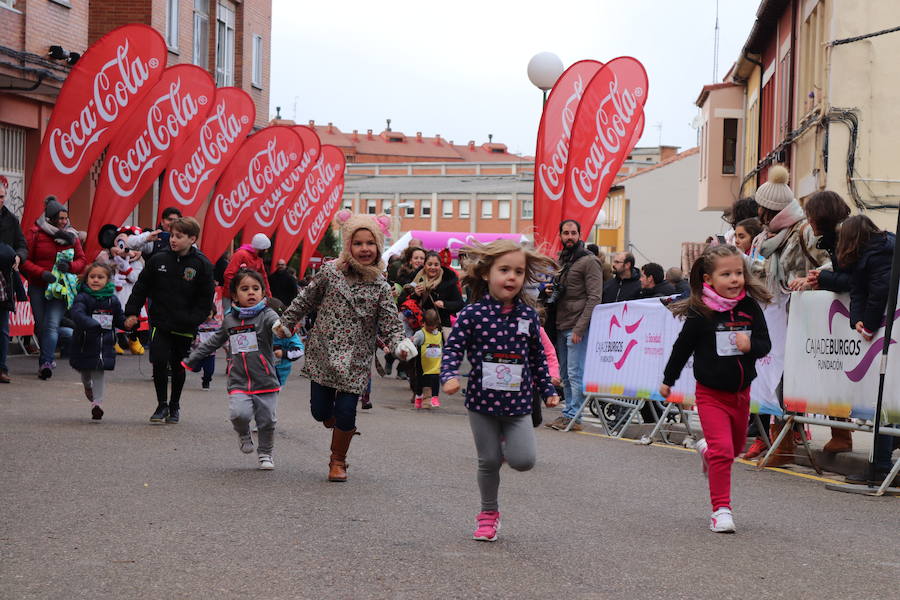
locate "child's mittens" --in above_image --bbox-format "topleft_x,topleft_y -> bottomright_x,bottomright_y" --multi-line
272,320 -> 292,339
394,338 -> 418,360
285,347 -> 304,361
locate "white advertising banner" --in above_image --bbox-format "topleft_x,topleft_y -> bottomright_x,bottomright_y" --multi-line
583,298 -> 785,415
784,291 -> 900,422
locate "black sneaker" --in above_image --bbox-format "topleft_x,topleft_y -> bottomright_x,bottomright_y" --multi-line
165,408 -> 180,424
149,404 -> 168,424
38,362 -> 53,380
201,380 -> 210,390
91,405 -> 104,420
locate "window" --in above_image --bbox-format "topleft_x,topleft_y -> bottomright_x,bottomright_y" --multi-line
442,199 -> 454,218
521,198 -> 534,220
342,199 -> 352,211
497,198 -> 510,219
215,2 -> 235,86
459,199 -> 470,218
404,203 -> 415,217
166,0 -> 180,49
252,35 -> 263,88
722,118 -> 738,175
481,199 -> 493,219
366,199 -> 376,214
421,199 -> 431,217
192,0 -> 209,67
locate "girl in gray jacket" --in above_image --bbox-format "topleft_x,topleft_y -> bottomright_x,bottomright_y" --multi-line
184,269 -> 281,470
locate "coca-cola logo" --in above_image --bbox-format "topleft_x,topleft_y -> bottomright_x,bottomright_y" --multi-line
105,78 -> 203,197
213,140 -> 291,228
167,100 -> 244,206
282,158 -> 336,236
569,75 -> 641,208
537,73 -> 587,202
307,185 -> 343,242
49,40 -> 154,175
249,146 -> 319,228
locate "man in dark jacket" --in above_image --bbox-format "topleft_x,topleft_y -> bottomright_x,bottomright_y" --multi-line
666,267 -> 691,299
602,252 -> 642,303
0,182 -> 28,383
126,206 -> 182,259
125,217 -> 214,424
546,219 -> 603,431
269,258 -> 299,307
639,263 -> 677,298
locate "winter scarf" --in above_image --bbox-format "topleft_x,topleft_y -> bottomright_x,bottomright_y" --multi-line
81,280 -> 116,298
752,200 -> 807,293
232,299 -> 267,319
701,284 -> 746,312
36,215 -> 77,246
44,248 -> 80,307
558,240 -> 591,268
412,265 -> 444,292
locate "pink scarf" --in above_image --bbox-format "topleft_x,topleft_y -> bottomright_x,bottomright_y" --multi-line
702,283 -> 746,312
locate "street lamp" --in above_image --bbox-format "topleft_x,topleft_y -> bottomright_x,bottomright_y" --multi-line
384,201 -> 414,241
527,52 -> 564,104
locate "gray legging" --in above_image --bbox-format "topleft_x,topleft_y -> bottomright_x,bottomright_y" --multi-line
468,410 -> 536,512
80,370 -> 106,404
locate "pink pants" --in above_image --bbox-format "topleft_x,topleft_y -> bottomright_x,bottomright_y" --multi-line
695,383 -> 750,511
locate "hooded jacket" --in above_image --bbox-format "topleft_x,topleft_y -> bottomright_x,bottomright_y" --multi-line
21,220 -> 87,290
69,291 -> 126,371
848,232 -> 895,334
223,244 -> 269,293
184,305 -> 281,395
602,267 -> 642,304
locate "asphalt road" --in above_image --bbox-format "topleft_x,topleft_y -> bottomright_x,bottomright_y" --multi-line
1,353 -> 897,600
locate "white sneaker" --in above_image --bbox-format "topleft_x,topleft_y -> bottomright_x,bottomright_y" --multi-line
709,508 -> 736,533
258,454 -> 274,470
239,435 -> 254,454
695,438 -> 709,478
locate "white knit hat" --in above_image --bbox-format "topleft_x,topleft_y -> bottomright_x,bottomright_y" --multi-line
251,233 -> 271,251
755,165 -> 794,211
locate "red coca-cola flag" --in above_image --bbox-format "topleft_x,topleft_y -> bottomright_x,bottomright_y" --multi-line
157,87 -> 256,223
200,126 -> 304,261
86,64 -> 215,257
22,24 -> 167,228
533,60 -> 603,252
269,145 -> 344,272
562,57 -> 649,245
299,147 -> 346,276
243,125 -> 321,239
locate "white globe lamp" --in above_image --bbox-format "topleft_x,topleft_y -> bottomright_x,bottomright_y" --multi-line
527,52 -> 564,91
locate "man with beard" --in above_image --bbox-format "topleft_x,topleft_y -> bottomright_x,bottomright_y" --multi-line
269,258 -> 299,307
545,219 -> 603,431
602,252 -> 642,303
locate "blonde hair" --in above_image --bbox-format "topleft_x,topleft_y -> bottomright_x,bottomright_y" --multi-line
461,239 -> 556,303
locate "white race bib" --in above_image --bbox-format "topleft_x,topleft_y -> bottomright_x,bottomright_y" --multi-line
228,324 -> 259,354
517,318 -> 531,336
716,330 -> 743,356
93,312 -> 113,330
482,352 -> 524,392
424,345 -> 442,359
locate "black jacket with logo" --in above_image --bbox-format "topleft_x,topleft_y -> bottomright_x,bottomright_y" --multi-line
602,268 -> 642,303
125,247 -> 214,334
663,296 -> 771,392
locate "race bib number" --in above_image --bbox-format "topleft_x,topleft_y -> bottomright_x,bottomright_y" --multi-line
716,330 -> 744,356
482,352 -> 524,392
424,345 -> 442,359
93,312 -> 113,330
517,318 -> 531,336
228,324 -> 259,354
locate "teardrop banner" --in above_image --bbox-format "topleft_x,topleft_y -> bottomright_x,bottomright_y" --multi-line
22,24 -> 167,228
299,147 -> 346,276
243,125 -> 321,240
269,145 -> 344,272
533,60 -> 603,252
85,64 -> 215,258
157,86 -> 256,223
562,57 -> 649,244
200,126 -> 304,262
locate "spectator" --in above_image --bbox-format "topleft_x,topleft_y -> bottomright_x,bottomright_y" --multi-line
213,250 -> 231,287
0,180 -> 27,383
545,219 -> 602,431
602,252 -> 642,303
665,267 -> 691,299
223,233 -> 271,295
734,218 -> 762,255
269,258 -> 299,307
639,263 -> 677,298
408,251 -> 464,330
126,206 -> 183,259
722,197 -> 759,246
21,197 -> 87,380
395,246 -> 426,286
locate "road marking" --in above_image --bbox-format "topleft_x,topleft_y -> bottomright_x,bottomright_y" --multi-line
574,430 -> 850,486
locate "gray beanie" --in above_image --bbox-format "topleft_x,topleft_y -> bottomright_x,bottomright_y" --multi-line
44,196 -> 66,221
755,165 -> 794,211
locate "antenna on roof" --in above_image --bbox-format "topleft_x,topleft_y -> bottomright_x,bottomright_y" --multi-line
712,0 -> 720,81
275,106 -> 281,119
488,134 -> 493,143
386,118 -> 391,132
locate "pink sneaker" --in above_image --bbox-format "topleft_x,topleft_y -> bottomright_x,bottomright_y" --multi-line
473,510 -> 501,542
430,396 -> 441,408
414,395 -> 423,409
696,438 -> 709,478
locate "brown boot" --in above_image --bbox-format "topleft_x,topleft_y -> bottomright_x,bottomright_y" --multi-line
323,417 -> 336,429
760,422 -> 795,467
328,428 -> 356,482
823,426 -> 853,453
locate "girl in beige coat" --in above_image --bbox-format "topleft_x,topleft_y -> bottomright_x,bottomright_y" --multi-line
277,213 -> 408,482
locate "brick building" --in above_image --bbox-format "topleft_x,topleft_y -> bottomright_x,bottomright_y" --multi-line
0,0 -> 271,229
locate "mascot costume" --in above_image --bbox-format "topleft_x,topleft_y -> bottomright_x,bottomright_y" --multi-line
97,225 -> 146,354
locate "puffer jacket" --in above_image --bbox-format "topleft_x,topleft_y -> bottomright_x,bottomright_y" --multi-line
184,306 -> 281,395
280,261 -> 405,395
602,268 -> 642,304
21,222 -> 87,290
223,245 -> 269,293
848,232 -> 895,334
69,291 -> 126,371
407,265 -> 464,327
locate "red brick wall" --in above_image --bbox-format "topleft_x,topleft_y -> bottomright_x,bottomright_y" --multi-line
237,0 -> 271,128
24,0 -> 89,56
88,0 -> 152,46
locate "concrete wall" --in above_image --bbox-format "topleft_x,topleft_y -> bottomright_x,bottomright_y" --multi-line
698,85 -> 745,210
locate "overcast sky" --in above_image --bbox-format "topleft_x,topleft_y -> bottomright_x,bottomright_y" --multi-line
270,0 -> 760,156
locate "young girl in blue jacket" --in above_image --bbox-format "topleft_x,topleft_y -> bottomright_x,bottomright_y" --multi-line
70,262 -> 126,421
441,240 -> 559,542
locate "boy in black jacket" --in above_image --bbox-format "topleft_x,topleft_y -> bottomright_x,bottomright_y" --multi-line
125,217 -> 214,424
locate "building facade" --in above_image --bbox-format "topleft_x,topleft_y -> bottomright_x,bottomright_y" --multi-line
0,0 -> 271,229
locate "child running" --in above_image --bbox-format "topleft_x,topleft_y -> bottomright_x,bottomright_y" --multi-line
267,298 -> 304,389
412,309 -> 443,409
660,244 -> 772,533
191,309 -> 220,390
275,214 -> 411,482
184,269 -> 281,470
441,239 -> 559,542
69,262 -> 126,420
